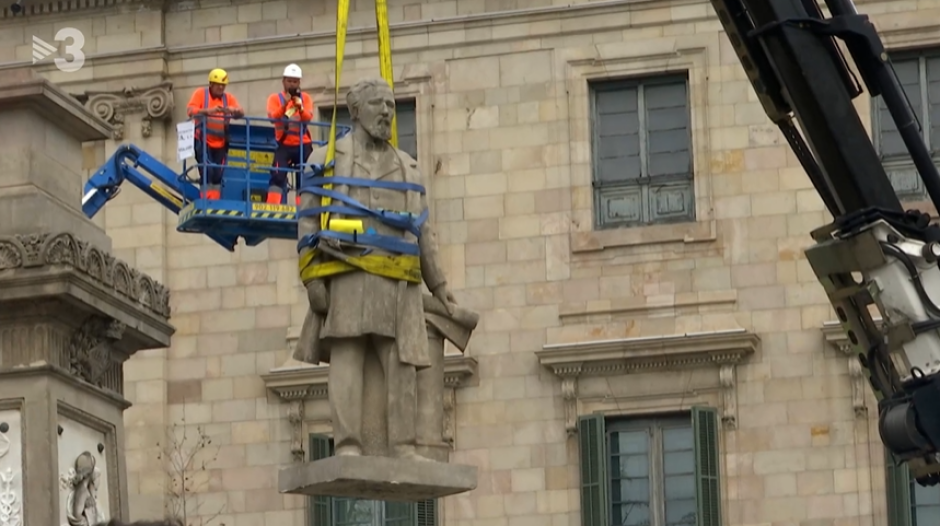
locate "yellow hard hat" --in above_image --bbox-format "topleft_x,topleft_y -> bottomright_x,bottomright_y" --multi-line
208,68 -> 229,85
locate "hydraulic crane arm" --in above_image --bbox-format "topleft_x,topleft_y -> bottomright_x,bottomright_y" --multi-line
82,144 -> 240,250
710,0 -> 940,485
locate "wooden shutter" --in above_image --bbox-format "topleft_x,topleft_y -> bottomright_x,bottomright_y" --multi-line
885,450 -> 912,526
309,434 -> 333,526
692,406 -> 721,526
579,414 -> 609,526
415,499 -> 437,526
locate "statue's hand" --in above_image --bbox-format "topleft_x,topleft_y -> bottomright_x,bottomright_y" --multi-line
432,283 -> 456,316
306,280 -> 330,314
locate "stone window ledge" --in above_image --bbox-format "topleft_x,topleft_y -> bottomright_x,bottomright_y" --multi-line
571,219 -> 716,254
260,326 -> 477,461
821,319 -> 883,419
535,329 -> 759,434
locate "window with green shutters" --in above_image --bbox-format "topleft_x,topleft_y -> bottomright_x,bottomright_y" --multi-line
317,100 -> 419,160
307,434 -> 438,526
578,407 -> 721,526
872,49 -> 940,201
589,75 -> 695,229
885,449 -> 940,526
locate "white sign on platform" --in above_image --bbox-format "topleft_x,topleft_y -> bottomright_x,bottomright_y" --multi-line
176,121 -> 195,162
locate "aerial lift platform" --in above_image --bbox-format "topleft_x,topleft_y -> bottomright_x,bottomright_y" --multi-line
81,118 -> 349,252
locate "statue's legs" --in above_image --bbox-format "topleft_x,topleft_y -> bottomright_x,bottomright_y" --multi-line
373,336 -> 424,459
329,336 -> 367,456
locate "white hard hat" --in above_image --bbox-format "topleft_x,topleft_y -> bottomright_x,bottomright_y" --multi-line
283,63 -> 302,79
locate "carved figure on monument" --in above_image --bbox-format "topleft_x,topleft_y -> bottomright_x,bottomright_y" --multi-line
60,451 -> 103,526
294,78 -> 456,462
68,316 -> 126,388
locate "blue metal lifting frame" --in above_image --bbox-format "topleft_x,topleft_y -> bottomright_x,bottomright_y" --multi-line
82,115 -> 350,252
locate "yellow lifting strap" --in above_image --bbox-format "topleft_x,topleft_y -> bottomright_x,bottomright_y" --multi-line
298,0 -> 420,285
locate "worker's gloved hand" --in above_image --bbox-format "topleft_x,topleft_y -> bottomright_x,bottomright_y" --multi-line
309,161 -> 335,176
306,280 -> 329,314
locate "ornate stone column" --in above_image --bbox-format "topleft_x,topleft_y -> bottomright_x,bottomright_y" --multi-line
0,68 -> 174,526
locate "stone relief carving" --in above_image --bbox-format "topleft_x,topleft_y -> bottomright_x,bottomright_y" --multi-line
536,329 -> 760,434
0,233 -> 170,318
73,82 -> 174,141
0,412 -> 22,526
67,316 -> 127,389
59,451 -> 104,526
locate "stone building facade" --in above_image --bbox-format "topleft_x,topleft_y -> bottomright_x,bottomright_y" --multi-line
1,0 -> 938,525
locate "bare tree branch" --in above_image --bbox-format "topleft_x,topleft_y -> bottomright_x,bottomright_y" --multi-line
156,408 -> 224,526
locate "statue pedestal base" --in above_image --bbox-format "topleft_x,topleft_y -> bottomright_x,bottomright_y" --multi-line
278,455 -> 477,502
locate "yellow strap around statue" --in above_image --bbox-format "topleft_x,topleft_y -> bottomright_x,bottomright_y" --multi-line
319,0 -> 349,233
299,250 -> 421,284
375,0 -> 398,149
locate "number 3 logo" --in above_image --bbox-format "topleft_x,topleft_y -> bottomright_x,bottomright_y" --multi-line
54,27 -> 85,73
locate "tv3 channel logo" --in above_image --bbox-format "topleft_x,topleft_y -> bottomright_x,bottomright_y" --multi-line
32,27 -> 85,73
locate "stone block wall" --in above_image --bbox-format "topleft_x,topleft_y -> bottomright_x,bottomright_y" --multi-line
4,0 -> 940,525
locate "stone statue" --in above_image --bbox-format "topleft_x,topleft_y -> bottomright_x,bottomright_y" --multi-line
295,78 -> 457,463
61,451 -> 103,526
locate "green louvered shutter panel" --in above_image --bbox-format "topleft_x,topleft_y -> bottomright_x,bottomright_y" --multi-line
382,500 -> 414,526
692,406 -> 721,526
415,499 -> 437,526
309,434 -> 333,526
885,449 -> 912,526
579,414 -> 609,526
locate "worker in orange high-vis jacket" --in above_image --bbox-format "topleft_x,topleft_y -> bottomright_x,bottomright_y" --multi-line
266,63 -> 315,205
186,68 -> 245,200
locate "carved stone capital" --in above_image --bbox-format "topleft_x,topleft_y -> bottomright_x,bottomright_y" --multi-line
536,329 -> 760,433
73,82 -> 174,141
0,233 -> 169,318
822,321 -> 876,418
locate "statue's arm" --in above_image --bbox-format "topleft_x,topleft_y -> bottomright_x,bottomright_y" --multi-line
417,175 -> 447,292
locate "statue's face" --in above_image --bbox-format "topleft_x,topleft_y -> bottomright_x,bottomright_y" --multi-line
354,85 -> 395,142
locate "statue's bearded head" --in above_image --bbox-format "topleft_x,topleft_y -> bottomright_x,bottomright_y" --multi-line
347,79 -> 395,142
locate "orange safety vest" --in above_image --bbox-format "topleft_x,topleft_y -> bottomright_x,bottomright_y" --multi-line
189,88 -> 231,149
274,92 -> 313,146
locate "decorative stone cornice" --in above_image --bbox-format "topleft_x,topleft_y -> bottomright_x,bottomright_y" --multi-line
261,355 -> 478,402
822,320 -> 882,419
536,329 -> 759,434
72,82 -> 174,141
0,0 -> 160,19
0,232 -> 169,318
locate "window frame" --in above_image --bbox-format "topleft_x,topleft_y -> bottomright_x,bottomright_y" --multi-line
317,98 -> 419,160
871,48 -> 940,201
606,413 -> 695,526
578,406 -> 721,526
885,449 -> 940,526
588,74 -> 696,230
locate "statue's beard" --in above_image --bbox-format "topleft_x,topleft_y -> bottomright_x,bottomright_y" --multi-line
362,118 -> 392,142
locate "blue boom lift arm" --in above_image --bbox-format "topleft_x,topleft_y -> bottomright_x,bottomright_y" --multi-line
81,143 -> 241,251
710,0 -> 940,484
81,119 -> 350,253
